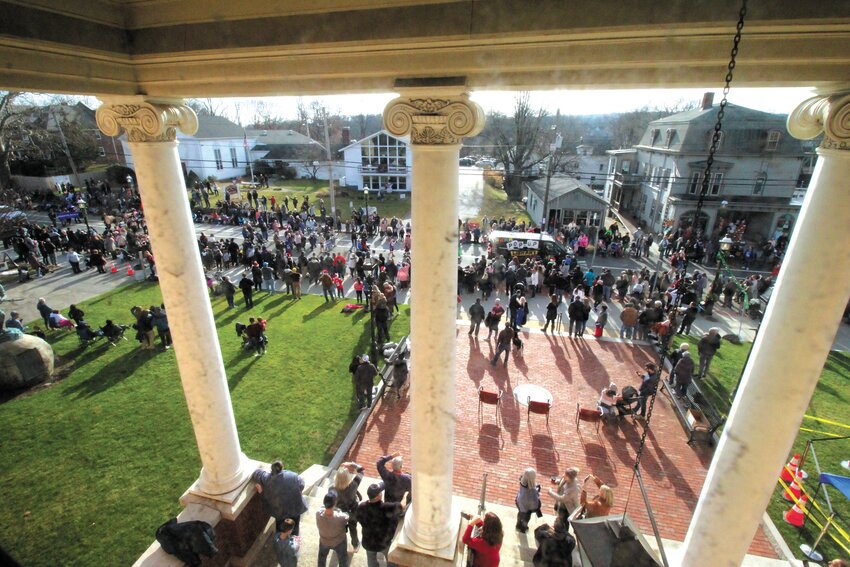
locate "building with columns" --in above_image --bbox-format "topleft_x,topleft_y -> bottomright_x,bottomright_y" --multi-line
1,2 -> 849,566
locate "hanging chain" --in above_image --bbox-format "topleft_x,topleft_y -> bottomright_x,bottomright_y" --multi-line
693,0 -> 748,234
621,364 -> 662,517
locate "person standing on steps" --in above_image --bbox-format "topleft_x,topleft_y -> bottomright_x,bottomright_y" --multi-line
316,489 -> 350,567
357,483 -> 408,567
252,460 -> 308,535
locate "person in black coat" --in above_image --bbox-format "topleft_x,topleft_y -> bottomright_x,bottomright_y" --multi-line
533,516 -> 575,567
239,273 -> 254,309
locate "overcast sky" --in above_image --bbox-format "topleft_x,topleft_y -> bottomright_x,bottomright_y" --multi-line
44,86 -> 815,124
219,87 -> 815,124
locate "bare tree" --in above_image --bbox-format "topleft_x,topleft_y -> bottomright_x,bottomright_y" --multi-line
188,98 -> 225,117
489,92 -> 550,201
0,91 -> 23,188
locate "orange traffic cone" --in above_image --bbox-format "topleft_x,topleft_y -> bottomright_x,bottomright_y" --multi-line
783,495 -> 808,528
780,454 -> 801,483
126,263 -> 135,277
784,470 -> 804,502
110,262 -> 117,274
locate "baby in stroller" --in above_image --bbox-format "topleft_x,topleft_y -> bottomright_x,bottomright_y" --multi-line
597,383 -> 640,421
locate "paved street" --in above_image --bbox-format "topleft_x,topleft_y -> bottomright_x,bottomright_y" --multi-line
4,208 -> 848,351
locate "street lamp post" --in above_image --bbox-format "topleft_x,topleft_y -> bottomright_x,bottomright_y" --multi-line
362,256 -> 378,363
363,186 -> 370,237
77,198 -> 90,232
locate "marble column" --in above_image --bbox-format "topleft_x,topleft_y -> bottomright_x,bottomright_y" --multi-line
96,98 -> 251,497
680,90 -> 850,566
383,90 -> 484,555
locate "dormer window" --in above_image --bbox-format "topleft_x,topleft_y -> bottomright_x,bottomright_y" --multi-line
707,130 -> 724,151
664,128 -> 675,148
766,130 -> 781,151
650,129 -> 660,146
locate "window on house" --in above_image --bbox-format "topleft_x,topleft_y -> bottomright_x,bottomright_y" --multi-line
689,172 -> 702,194
214,149 -> 223,170
664,128 -> 675,148
95,131 -> 102,140
599,163 -> 604,172
753,174 -> 767,195
230,147 -> 238,167
98,147 -> 106,157
650,129 -> 660,146
621,160 -> 631,173
766,130 -> 781,151
710,172 -> 723,195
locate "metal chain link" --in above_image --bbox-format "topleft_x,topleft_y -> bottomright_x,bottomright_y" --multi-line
693,0 -> 748,234
623,2 -> 748,518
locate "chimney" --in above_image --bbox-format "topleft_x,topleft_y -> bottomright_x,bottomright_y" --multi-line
701,92 -> 715,110
341,127 -> 350,146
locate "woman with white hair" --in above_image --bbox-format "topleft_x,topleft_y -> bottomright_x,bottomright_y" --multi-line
334,461 -> 365,551
515,467 -> 541,533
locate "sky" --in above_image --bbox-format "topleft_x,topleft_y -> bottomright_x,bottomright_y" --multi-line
219,87 -> 816,124
42,86 -> 815,124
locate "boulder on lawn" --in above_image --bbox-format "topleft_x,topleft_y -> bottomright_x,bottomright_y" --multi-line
0,333 -> 55,391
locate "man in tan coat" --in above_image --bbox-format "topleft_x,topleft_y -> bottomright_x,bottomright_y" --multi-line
619,302 -> 639,339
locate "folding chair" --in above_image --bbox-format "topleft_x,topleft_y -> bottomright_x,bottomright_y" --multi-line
478,387 -> 502,426
527,397 -> 552,426
575,402 -> 601,433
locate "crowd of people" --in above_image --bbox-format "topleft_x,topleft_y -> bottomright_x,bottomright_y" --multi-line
255,454 -> 603,567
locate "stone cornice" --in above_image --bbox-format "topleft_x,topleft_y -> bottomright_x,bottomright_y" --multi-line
787,91 -> 850,151
96,99 -> 198,143
383,95 -> 484,145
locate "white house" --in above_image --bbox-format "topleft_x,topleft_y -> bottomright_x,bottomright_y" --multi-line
123,115 -> 254,182
340,130 -> 412,192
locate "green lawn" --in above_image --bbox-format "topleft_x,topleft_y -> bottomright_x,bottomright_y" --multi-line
0,283 -> 409,566
672,336 -> 850,561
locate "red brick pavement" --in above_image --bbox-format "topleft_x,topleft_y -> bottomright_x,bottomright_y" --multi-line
346,328 -> 778,558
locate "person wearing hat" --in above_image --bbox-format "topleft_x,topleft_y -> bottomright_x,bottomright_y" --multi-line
354,355 -> 378,410
357,482 -> 409,567
316,489 -> 351,567
290,267 -> 302,299
274,518 -> 300,567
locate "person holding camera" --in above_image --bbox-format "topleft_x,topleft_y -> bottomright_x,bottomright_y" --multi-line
548,467 -> 581,520
462,512 -> 503,567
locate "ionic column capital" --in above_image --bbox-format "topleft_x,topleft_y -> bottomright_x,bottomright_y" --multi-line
96,97 -> 198,142
787,91 -> 850,151
383,93 -> 484,145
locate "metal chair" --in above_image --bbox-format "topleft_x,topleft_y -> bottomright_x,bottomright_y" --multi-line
527,397 -> 552,426
478,387 -> 502,425
575,402 -> 601,433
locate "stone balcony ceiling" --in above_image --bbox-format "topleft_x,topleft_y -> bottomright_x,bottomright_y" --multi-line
0,0 -> 849,97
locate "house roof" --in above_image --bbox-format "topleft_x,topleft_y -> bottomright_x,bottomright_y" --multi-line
635,103 -> 805,155
194,115 -> 246,139
339,129 -> 409,152
526,177 -> 607,210
245,128 -> 317,146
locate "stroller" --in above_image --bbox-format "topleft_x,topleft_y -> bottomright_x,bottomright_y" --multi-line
235,321 -> 268,352
614,385 -> 641,421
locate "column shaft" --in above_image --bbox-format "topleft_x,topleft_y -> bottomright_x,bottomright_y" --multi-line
680,147 -> 850,565
130,140 -> 249,495
404,143 -> 460,550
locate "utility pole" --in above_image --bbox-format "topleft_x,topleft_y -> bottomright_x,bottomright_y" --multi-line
323,109 -> 335,215
540,130 -> 562,238
51,108 -> 81,187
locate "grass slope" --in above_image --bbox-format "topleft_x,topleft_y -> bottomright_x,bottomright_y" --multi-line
0,283 -> 409,566
672,335 -> 850,561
